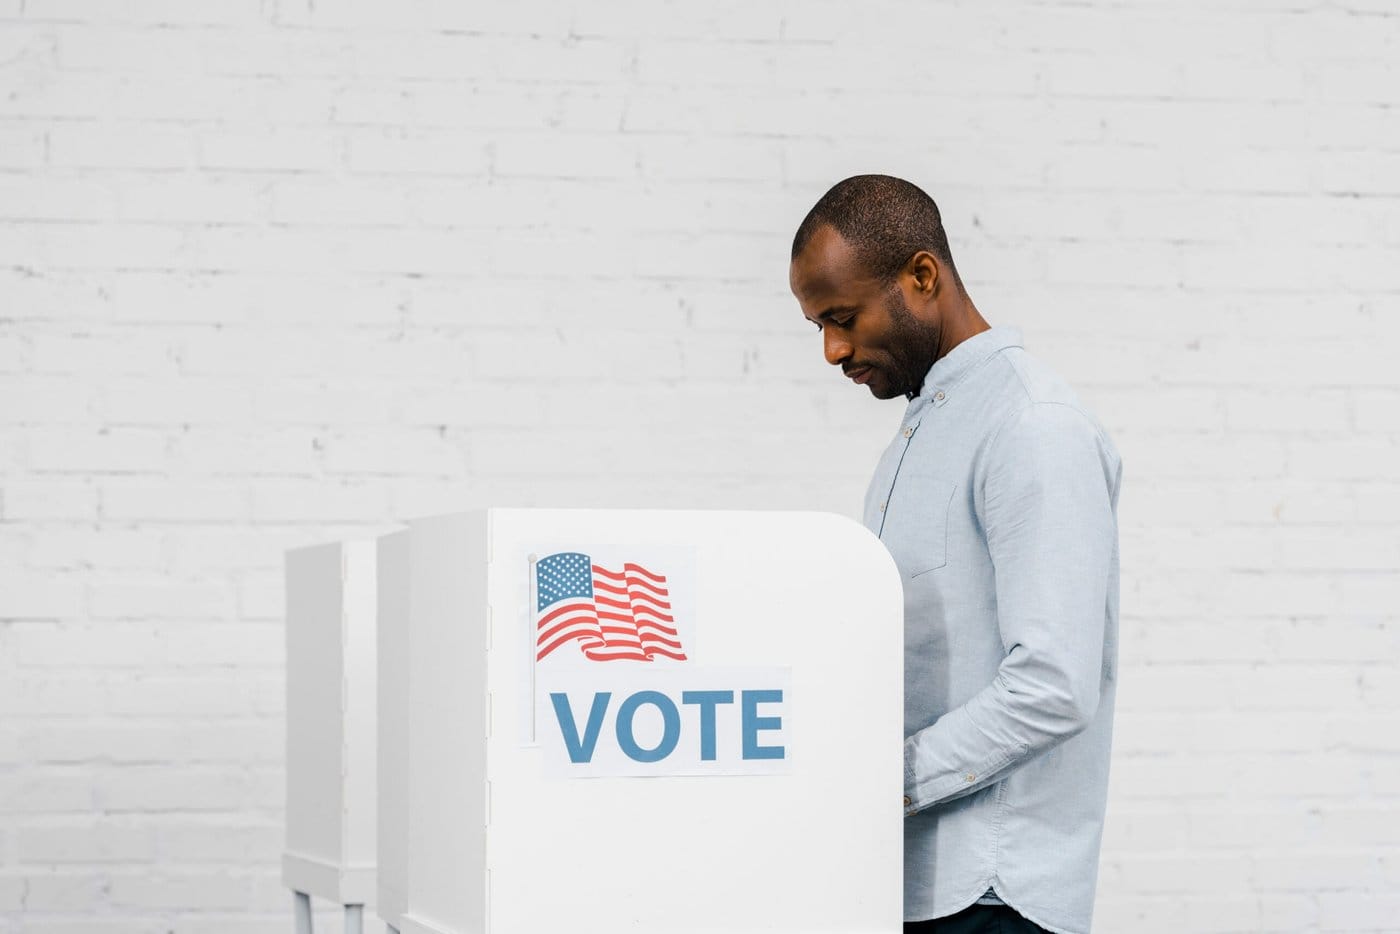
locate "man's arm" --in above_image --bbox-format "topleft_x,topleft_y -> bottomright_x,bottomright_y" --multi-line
903,400 -> 1119,814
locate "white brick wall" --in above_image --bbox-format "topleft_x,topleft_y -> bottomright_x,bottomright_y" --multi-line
2,1 -> 1397,932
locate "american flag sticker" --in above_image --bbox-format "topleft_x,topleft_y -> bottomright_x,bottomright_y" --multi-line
533,551 -> 690,664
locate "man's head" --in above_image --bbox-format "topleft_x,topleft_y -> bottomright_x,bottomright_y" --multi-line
789,175 -> 969,400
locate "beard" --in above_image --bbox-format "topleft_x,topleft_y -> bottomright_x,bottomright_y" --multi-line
875,286 -> 941,399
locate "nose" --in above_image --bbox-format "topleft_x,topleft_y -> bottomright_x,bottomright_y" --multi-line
823,329 -> 853,367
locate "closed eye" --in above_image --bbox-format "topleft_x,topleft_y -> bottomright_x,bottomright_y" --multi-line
811,305 -> 859,332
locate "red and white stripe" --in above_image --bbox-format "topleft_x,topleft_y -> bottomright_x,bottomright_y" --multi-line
536,561 -> 687,663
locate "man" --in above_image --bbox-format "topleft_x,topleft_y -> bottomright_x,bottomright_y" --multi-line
789,175 -> 1122,934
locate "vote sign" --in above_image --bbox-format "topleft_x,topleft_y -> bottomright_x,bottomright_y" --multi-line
530,546 -> 793,778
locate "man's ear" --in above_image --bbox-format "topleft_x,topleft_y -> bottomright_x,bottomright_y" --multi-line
909,250 -> 940,297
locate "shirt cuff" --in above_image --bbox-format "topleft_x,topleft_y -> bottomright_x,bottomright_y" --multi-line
903,739 -> 918,815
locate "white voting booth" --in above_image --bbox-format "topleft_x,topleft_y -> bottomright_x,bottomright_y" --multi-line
283,540 -> 378,934
375,508 -> 904,934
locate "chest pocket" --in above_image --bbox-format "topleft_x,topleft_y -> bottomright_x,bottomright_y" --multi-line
886,474 -> 958,578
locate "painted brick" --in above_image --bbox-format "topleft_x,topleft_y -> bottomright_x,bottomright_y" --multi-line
3,4 -> 1398,931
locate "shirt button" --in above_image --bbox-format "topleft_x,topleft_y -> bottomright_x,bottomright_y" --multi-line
935,391 -> 946,402
879,501 -> 887,512
902,427 -> 914,438
903,795 -> 911,807
965,773 -> 976,782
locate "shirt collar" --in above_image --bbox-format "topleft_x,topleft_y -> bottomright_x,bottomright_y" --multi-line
907,326 -> 1023,411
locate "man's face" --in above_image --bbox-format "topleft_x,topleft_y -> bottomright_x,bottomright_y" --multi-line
789,225 -> 941,400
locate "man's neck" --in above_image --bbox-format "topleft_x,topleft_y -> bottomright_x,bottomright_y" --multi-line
938,298 -> 991,361
906,301 -> 992,400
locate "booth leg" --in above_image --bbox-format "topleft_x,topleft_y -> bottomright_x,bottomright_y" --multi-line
344,905 -> 363,934
294,892 -> 313,934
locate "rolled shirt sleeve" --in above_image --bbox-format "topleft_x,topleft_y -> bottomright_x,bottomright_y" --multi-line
903,400 -> 1119,813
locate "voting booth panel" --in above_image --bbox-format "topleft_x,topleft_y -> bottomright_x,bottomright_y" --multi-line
283,539 -> 378,910
377,508 -> 904,934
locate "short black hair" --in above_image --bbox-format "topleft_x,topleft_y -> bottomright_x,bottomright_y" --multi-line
791,174 -> 961,288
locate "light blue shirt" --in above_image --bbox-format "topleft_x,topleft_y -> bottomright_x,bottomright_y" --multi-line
862,326 -> 1122,934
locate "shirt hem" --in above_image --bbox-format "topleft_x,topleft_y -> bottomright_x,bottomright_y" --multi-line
905,889 -> 1087,934
995,893 -> 1085,934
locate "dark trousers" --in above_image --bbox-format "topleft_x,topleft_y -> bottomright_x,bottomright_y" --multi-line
905,902 -> 1049,934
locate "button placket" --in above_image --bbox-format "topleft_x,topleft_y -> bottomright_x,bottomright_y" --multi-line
876,418 -> 921,532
